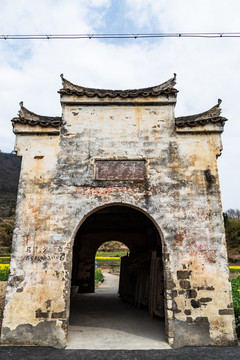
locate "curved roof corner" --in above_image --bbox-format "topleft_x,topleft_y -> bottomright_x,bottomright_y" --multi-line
175,99 -> 227,128
59,73 -> 178,99
12,102 -> 62,128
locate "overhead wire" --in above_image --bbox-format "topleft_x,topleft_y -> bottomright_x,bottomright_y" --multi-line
1,32 -> 240,40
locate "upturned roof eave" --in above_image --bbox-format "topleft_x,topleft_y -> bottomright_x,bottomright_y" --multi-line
12,102 -> 62,128
175,99 -> 227,128
59,74 -> 178,99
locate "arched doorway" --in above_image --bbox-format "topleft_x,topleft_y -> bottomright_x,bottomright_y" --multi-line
95,240 -> 129,283
68,204 -> 167,348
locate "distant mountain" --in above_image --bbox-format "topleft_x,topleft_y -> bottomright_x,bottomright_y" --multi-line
0,152 -> 21,217
0,151 -> 21,194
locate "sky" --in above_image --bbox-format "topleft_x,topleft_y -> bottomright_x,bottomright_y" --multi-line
0,0 -> 239,211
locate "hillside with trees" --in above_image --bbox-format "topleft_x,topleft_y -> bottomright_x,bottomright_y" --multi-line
0,151 -> 21,252
0,151 -> 21,193
224,210 -> 240,264
0,151 -> 21,219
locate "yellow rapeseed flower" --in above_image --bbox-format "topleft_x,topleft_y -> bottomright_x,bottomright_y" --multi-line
0,264 -> 9,270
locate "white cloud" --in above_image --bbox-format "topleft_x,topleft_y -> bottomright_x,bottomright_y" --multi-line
125,0 -> 240,32
0,0 -> 239,210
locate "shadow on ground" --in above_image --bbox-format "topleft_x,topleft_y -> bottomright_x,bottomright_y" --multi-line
67,272 -> 168,349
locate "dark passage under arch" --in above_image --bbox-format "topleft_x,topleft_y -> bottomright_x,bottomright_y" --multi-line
71,204 -> 165,318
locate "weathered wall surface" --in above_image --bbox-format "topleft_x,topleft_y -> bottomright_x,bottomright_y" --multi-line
1,79 -> 237,348
168,132 -> 235,347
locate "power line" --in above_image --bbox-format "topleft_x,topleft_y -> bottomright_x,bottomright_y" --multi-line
1,32 -> 240,40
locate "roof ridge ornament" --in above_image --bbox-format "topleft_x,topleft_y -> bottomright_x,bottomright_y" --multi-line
59,73 -> 178,98
18,101 -> 41,121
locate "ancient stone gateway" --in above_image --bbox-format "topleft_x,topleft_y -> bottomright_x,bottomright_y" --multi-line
1,74 -> 237,348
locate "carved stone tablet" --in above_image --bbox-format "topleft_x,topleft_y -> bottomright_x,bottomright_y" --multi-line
95,160 -> 146,180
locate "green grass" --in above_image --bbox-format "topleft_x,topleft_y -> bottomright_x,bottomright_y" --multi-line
112,266 -> 120,271
231,276 -> 240,317
231,275 -> 240,335
0,267 -> 8,281
0,258 -> 10,264
230,267 -> 240,273
96,250 -> 128,257
96,257 -> 120,261
95,268 -> 104,285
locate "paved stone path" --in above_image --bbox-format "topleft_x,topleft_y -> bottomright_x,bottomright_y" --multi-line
67,272 -> 170,349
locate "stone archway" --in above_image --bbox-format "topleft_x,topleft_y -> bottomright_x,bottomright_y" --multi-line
68,204 -> 167,348
2,76 -> 237,348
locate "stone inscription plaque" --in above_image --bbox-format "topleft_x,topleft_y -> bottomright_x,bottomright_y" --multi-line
95,160 -> 146,180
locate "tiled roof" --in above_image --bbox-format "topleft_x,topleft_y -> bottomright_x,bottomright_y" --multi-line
175,100 -> 227,127
12,102 -> 62,127
59,74 -> 178,98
